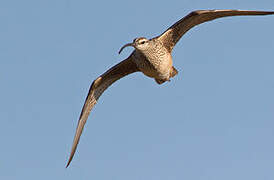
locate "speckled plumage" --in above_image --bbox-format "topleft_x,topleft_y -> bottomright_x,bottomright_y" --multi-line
132,38 -> 173,82
66,9 -> 274,167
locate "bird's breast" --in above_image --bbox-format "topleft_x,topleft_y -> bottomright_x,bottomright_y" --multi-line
132,49 -> 173,79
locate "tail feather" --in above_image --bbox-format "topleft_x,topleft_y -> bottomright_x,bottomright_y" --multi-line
155,78 -> 166,84
155,66 -> 178,84
170,66 -> 178,77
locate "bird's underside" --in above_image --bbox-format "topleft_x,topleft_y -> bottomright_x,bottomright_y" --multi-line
66,9 -> 274,167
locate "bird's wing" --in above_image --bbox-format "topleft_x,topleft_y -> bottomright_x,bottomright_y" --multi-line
157,9 -> 274,52
66,54 -> 139,167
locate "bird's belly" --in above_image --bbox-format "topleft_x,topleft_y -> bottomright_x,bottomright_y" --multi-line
138,58 -> 172,79
133,50 -> 172,80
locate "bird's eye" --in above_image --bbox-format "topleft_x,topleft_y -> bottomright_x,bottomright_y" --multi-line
140,41 -> 146,44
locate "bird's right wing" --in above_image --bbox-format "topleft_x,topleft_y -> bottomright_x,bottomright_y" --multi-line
66,54 -> 139,167
157,9 -> 274,52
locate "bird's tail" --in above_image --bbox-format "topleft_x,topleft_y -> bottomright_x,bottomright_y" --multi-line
155,66 -> 178,84
170,66 -> 178,78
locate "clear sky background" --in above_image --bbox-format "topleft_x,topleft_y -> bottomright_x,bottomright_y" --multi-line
1,0 -> 274,179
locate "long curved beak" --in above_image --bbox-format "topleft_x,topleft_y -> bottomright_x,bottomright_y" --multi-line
118,43 -> 135,54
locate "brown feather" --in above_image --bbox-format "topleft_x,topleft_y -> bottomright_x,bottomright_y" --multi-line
66,54 -> 139,167
157,10 -> 274,52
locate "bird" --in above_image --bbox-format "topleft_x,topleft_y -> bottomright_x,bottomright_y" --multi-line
66,9 -> 274,167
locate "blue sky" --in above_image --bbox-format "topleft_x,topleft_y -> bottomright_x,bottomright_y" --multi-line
1,0 -> 274,179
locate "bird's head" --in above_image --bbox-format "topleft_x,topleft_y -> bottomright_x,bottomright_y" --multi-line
119,37 -> 150,54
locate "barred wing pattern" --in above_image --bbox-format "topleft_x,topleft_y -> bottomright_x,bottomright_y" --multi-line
66,55 -> 139,167
157,10 -> 274,52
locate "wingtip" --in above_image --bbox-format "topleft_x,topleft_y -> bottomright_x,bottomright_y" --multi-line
66,157 -> 72,168
66,152 -> 75,168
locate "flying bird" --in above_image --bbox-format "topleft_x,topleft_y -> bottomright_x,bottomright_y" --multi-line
66,9 -> 274,167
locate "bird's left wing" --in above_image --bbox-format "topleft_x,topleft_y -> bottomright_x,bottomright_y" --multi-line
157,9 -> 274,52
66,54 -> 139,167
